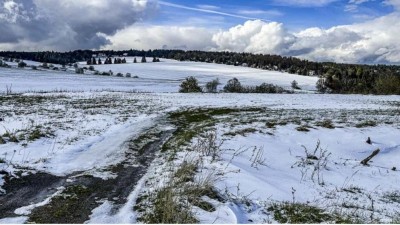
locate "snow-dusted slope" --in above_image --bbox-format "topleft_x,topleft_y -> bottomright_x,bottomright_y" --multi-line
1,58 -> 318,93
1,59 -> 399,224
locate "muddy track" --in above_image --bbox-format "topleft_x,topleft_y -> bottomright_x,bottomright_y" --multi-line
0,172 -> 65,218
0,119 -> 174,223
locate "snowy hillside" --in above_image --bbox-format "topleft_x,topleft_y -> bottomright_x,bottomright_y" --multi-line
1,58 -> 318,94
0,59 -> 399,224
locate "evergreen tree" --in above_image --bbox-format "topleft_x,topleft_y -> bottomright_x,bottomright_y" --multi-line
141,56 -> 147,63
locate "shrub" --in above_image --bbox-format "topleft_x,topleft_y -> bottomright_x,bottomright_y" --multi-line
75,68 -> 84,74
88,65 -> 95,71
41,62 -> 49,69
254,83 -> 285,93
291,80 -> 301,89
116,73 -> 123,77
374,74 -> 400,95
223,78 -> 242,92
126,73 -> 131,77
316,78 -> 327,93
18,61 -> 27,68
179,76 -> 202,93
205,78 -> 220,93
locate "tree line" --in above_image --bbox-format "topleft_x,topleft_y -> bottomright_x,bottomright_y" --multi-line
1,49 -> 399,94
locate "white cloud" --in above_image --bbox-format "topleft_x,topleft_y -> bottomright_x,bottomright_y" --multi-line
211,20 -> 295,55
0,0 -> 157,50
272,0 -> 339,7
2,0 -> 400,64
384,0 -> 400,10
102,25 -> 216,51
237,9 -> 283,17
196,4 -> 220,10
104,12 -> 400,64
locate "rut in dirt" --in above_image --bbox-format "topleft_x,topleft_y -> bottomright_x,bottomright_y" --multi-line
0,119 -> 174,223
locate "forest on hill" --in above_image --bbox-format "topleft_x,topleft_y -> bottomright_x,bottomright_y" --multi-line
1,49 -> 400,94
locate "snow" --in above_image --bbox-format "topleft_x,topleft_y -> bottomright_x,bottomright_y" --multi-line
0,216 -> 28,224
1,57 -> 318,93
14,187 -> 65,215
0,59 -> 400,223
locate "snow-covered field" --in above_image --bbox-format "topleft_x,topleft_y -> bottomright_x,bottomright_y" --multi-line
0,59 -> 400,223
1,57 -> 318,93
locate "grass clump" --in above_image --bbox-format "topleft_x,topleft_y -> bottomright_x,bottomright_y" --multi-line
225,128 -> 258,136
29,185 -> 93,224
382,191 -> 400,204
27,127 -> 47,141
0,136 -> 5,144
138,160 -> 219,223
355,120 -> 377,128
267,202 -> 351,223
140,187 -> 198,224
296,125 -> 312,132
315,119 -> 335,129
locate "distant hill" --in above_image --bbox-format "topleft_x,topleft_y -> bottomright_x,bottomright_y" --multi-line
1,49 -> 400,94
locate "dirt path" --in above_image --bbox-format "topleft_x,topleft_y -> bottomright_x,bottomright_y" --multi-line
0,119 -> 174,223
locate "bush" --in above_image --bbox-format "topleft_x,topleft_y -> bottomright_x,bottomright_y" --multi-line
291,80 -> 301,89
116,73 -> 123,77
75,68 -> 84,74
254,83 -> 285,93
41,62 -> 49,69
316,78 -> 327,93
374,74 -> 400,95
223,78 -> 286,93
205,78 -> 220,93
18,61 -> 27,68
88,65 -> 95,71
126,73 -> 131,78
179,76 -> 202,93
223,78 -> 242,92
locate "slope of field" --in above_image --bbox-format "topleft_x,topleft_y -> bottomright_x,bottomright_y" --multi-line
0,59 -> 400,224
1,58 -> 318,94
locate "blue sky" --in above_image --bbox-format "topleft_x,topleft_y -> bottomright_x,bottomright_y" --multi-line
150,0 -> 394,31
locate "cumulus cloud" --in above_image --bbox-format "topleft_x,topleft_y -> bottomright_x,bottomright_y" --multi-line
0,0 -> 157,50
211,20 -> 295,55
102,25 -> 216,51
2,0 -> 400,64
104,12 -> 400,64
208,14 -> 400,63
384,0 -> 400,9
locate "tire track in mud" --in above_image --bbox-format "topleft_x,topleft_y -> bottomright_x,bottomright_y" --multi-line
0,118 -> 174,223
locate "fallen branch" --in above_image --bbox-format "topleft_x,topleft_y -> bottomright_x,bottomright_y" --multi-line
361,149 -> 380,166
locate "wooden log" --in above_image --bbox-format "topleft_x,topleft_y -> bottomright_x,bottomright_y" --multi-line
361,148 -> 380,166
